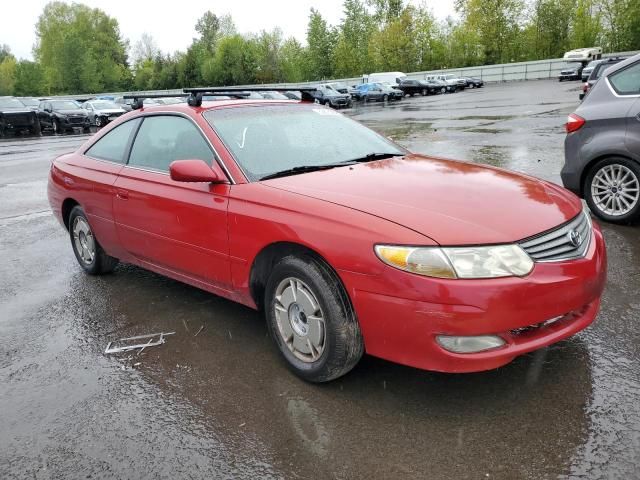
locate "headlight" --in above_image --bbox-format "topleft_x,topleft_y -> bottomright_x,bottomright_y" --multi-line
374,244 -> 533,279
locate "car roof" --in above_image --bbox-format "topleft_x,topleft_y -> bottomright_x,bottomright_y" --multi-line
600,53 -> 639,77
128,99 -> 303,115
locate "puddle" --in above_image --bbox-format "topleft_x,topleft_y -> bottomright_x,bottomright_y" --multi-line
472,145 -> 510,168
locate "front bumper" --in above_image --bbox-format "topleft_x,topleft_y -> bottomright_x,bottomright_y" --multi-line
61,116 -> 90,127
339,222 -> 606,373
559,73 -> 579,80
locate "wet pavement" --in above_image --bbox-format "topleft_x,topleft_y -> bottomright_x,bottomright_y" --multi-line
1,80 -> 639,479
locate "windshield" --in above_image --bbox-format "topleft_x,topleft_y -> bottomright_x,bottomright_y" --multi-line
91,101 -> 119,109
0,98 -> 25,108
51,101 -> 80,110
204,105 -> 404,181
561,62 -> 581,69
19,98 -> 39,107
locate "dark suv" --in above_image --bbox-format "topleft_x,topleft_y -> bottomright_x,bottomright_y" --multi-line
562,53 -> 640,224
0,97 -> 41,137
580,57 -> 627,100
38,100 -> 90,134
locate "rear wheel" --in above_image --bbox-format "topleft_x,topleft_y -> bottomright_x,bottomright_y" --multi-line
264,255 -> 364,382
382,94 -> 389,103
31,119 -> 41,136
440,87 -> 446,94
69,206 -> 119,274
584,157 -> 640,224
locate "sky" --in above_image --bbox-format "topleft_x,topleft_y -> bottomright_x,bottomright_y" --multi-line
1,0 -> 457,60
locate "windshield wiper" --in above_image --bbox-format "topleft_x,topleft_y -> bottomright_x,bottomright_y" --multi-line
260,164 -> 340,181
337,152 -> 404,164
259,153 -> 403,181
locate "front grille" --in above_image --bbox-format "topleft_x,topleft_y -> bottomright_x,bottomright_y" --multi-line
7,113 -> 32,125
68,116 -> 85,124
519,211 -> 591,262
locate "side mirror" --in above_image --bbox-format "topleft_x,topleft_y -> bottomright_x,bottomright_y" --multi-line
169,159 -> 221,183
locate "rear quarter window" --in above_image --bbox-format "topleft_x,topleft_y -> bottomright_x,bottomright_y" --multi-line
609,62 -> 640,95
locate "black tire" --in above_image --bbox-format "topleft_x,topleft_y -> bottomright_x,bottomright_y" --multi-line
584,157 -> 640,225
440,87 -> 446,94
0,123 -> 5,138
68,206 -> 119,275
31,119 -> 42,136
53,118 -> 62,135
421,88 -> 427,96
95,116 -> 103,127
469,83 -> 474,89
83,126 -> 90,133
264,255 -> 364,383
382,94 -> 388,102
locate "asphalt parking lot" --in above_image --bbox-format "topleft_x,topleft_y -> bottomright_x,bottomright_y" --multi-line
1,80 -> 639,479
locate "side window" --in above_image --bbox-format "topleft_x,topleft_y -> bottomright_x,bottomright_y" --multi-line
128,116 -> 214,172
85,119 -> 140,163
609,62 -> 640,95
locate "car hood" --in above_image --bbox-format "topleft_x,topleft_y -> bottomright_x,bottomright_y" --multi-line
1,107 -> 32,114
57,109 -> 87,115
95,108 -> 125,114
262,154 -> 582,245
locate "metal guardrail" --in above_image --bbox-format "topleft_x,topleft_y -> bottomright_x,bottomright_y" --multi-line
54,50 -> 640,100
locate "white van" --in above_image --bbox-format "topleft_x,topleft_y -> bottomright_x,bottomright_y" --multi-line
362,72 -> 407,85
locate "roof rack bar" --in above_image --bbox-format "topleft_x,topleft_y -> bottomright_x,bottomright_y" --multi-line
122,93 -> 188,100
183,86 -> 317,107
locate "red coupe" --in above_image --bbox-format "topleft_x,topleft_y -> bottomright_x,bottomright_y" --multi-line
48,96 -> 607,382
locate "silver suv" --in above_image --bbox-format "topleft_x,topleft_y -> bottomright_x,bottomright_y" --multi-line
562,53 -> 640,224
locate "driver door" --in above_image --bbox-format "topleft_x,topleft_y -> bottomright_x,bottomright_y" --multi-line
113,114 -> 232,291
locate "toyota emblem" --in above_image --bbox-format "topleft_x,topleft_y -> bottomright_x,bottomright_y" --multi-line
567,229 -> 582,247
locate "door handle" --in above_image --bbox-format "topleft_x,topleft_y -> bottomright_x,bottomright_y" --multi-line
116,189 -> 129,200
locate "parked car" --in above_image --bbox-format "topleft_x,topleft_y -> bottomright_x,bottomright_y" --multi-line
326,82 -> 350,94
375,82 -> 404,100
17,97 -> 41,111
82,100 -> 127,127
581,59 -> 602,82
562,53 -> 640,224
114,96 -> 160,112
354,83 -> 388,102
260,91 -> 290,100
0,96 -> 41,137
313,84 -> 352,108
580,56 -> 627,99
564,47 -> 602,62
154,97 -> 185,105
283,91 -> 302,100
48,94 -> 606,382
426,74 -> 465,91
397,79 -> 432,96
426,79 -> 454,94
38,99 -> 90,134
558,61 -> 585,81
461,77 -> 484,88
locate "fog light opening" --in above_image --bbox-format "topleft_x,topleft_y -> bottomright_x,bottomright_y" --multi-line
436,335 -> 506,354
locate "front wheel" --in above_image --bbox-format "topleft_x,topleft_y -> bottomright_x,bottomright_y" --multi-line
53,118 -> 62,135
440,87 -> 446,94
265,255 -> 364,382
421,88 -> 427,96
382,94 -> 388,102
95,116 -> 103,127
69,206 -> 119,274
584,157 -> 640,224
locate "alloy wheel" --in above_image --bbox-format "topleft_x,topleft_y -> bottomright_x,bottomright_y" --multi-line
274,277 -> 325,363
72,216 -> 96,265
591,164 -> 639,216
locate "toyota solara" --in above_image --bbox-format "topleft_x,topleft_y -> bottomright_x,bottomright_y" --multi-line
47,96 -> 607,382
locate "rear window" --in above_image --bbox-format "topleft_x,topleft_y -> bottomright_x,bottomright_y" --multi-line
85,119 -> 140,163
609,62 -> 640,95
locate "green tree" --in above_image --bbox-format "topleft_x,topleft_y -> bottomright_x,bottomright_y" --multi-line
211,35 -> 257,86
253,29 -> 284,83
280,38 -> 308,82
455,0 -> 526,64
34,1 -> 130,93
571,0 -> 601,49
0,44 -> 13,63
333,0 -> 375,77
13,61 -> 45,96
306,9 -> 335,80
0,56 -> 17,95
369,6 -> 419,72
